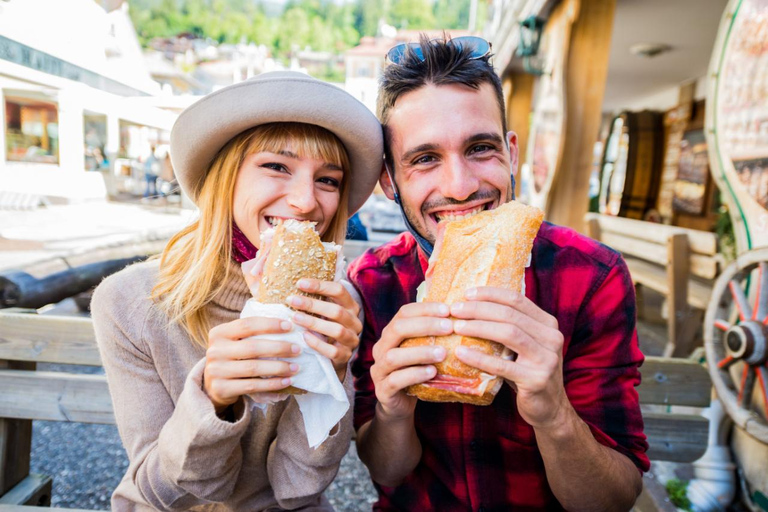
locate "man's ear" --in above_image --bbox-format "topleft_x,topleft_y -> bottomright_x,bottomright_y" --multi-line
506,131 -> 520,177
379,163 -> 396,201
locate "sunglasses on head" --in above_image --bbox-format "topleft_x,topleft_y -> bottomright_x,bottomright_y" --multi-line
386,36 -> 492,65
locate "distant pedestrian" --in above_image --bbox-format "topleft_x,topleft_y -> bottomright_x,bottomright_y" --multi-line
143,146 -> 159,198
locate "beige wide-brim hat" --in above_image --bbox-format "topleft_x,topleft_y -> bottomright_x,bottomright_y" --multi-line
170,71 -> 383,214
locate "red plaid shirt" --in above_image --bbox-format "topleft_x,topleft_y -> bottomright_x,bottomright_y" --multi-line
348,221 -> 650,511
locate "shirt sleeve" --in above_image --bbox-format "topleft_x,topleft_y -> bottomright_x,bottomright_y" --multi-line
92,281 -> 251,511
563,256 -> 651,473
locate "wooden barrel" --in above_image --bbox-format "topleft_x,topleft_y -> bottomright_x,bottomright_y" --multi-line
599,111 -> 665,219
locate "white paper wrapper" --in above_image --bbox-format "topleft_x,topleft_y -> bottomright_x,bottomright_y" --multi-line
240,301 -> 349,449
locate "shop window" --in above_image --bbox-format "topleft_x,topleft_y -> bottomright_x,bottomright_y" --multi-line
4,97 -> 59,164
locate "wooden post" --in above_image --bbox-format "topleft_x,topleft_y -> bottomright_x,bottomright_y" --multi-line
663,233 -> 696,357
0,360 -> 34,496
504,73 -> 535,199
546,0 -> 616,232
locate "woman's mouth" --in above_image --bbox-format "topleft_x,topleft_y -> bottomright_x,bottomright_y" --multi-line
264,215 -> 313,227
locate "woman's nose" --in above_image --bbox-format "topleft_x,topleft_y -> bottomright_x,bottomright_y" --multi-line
286,178 -> 317,213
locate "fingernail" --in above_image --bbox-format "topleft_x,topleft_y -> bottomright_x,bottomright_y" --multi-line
465,288 -> 477,299
282,378 -> 292,385
454,320 -> 466,331
280,321 -> 293,331
432,347 -> 445,360
425,366 -> 436,377
291,344 -> 301,354
437,304 -> 449,316
289,363 -> 299,372
452,302 -> 464,313
293,312 -> 308,323
456,346 -> 467,357
288,295 -> 302,307
297,279 -> 310,289
440,319 -> 452,332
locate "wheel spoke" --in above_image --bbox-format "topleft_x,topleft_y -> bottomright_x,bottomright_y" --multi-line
754,262 -> 768,322
718,355 -> 736,369
740,367 -> 756,408
714,319 -> 731,331
757,367 -> 768,419
729,279 -> 753,322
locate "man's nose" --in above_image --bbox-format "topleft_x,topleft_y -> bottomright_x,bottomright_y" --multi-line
287,178 -> 317,213
440,155 -> 479,201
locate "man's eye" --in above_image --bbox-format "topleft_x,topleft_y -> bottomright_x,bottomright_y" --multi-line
469,144 -> 494,154
414,155 -> 436,165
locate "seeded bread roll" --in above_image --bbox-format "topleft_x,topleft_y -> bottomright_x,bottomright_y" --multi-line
255,220 -> 339,395
257,220 -> 338,305
401,200 -> 544,406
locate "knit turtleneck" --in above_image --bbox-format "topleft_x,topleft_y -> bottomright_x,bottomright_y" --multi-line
211,261 -> 252,312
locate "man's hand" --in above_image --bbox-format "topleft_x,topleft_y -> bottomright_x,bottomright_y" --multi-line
370,301 -> 451,420
451,286 -> 570,431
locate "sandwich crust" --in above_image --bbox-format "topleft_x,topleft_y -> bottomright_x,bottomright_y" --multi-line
401,200 -> 544,405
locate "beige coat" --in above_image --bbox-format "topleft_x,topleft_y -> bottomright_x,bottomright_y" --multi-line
91,260 -> 354,511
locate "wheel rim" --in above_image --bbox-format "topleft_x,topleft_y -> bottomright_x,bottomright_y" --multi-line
704,248 -> 768,444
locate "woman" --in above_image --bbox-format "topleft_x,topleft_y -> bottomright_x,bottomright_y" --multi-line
91,71 -> 383,511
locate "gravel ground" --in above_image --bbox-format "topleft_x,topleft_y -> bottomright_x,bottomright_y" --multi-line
31,364 -> 377,511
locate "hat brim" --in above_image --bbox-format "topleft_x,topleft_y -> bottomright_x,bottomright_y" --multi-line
170,71 -> 383,215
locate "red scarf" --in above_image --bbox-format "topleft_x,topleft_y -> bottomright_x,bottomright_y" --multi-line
231,222 -> 258,263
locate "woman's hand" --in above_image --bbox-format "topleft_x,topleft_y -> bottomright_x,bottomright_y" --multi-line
204,317 -> 301,413
287,278 -> 362,379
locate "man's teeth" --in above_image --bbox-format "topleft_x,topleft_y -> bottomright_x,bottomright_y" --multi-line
434,206 -> 484,223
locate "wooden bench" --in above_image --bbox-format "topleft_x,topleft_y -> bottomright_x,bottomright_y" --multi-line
0,310 -> 711,508
585,213 -> 722,358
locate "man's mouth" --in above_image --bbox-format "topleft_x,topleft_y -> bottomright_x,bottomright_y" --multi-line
429,201 -> 494,224
264,215 -> 313,227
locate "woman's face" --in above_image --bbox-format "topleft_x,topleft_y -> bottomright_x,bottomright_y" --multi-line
232,145 -> 344,248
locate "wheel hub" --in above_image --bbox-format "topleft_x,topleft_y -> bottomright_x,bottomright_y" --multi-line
725,321 -> 767,365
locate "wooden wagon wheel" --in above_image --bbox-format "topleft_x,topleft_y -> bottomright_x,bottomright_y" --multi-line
704,248 -> 768,444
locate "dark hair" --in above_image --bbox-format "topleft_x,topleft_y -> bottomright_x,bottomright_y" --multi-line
377,34 -> 507,170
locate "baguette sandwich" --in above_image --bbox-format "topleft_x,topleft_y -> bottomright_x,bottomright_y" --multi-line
401,200 -> 544,406
245,219 -> 339,395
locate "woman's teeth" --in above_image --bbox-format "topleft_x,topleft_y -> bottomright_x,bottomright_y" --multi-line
434,206 -> 486,223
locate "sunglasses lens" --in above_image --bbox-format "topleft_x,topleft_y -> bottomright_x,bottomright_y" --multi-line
453,36 -> 490,58
387,43 -> 425,64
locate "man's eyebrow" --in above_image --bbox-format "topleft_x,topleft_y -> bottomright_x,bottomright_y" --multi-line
400,143 -> 439,164
465,132 -> 505,146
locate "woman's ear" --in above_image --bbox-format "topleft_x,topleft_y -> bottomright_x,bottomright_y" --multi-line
379,163 -> 397,201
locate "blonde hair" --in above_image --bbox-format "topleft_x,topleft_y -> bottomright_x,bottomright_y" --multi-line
152,122 -> 351,347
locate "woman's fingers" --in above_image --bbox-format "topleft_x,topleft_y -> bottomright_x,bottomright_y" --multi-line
292,311 -> 358,349
205,358 -> 301,380
207,338 -> 301,362
288,294 -> 362,335
209,376 -> 294,400
303,331 -> 346,362
209,316 -> 292,342
297,279 -> 358,312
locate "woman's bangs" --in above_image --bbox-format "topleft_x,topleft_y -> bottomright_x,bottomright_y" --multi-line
247,123 -> 350,172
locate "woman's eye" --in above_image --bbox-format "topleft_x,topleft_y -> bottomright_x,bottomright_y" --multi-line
318,177 -> 340,188
262,162 -> 287,172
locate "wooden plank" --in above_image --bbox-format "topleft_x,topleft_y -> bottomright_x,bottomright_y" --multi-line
601,232 -> 668,265
644,412 -> 708,462
625,258 -> 669,294
0,474 -> 51,506
638,357 -> 711,407
0,312 -> 100,366
688,279 -> 714,310
0,370 -> 114,424
0,362 -> 34,497
690,253 -> 719,280
585,214 -> 718,255
665,233 -> 692,357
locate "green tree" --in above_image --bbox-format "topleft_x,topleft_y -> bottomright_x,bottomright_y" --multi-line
390,0 -> 435,30
433,0 -> 471,29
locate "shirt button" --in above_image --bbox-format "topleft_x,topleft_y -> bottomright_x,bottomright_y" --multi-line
470,440 -> 478,450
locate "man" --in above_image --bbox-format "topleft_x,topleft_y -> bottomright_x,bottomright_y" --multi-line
348,35 -> 649,511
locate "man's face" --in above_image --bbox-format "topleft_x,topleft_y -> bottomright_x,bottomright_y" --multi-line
382,83 -> 517,245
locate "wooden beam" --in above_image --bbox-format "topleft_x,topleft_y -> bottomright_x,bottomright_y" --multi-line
547,0 -> 616,232
0,474 -> 51,506
665,233 -> 698,358
600,233 -> 669,266
0,370 -> 114,424
638,357 -> 711,407
0,362 -> 34,497
0,312 -> 100,366
644,412 -> 709,462
504,73 -> 535,200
